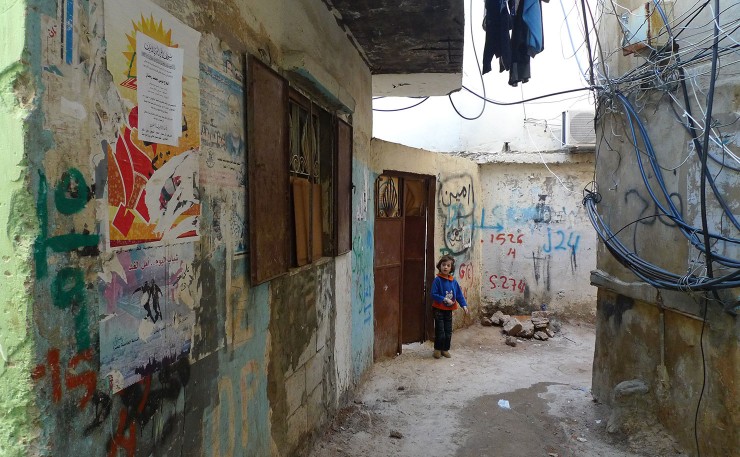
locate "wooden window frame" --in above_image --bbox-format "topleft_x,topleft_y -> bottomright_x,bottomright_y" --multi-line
246,55 -> 353,284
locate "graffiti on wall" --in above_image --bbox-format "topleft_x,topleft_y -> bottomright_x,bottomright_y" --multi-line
439,174 -> 476,255
623,188 -> 683,253
204,281 -> 270,456
352,230 -> 373,324
356,168 -> 369,222
32,166 -> 190,455
35,169 -> 100,352
32,348 -> 97,411
206,361 -> 260,456
104,0 -> 202,248
106,360 -> 190,456
478,178 -> 592,306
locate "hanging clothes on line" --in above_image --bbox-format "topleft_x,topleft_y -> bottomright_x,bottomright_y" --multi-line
481,0 -> 546,86
482,0 -> 512,74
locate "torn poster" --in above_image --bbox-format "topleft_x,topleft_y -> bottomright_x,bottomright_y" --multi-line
199,61 -> 247,256
104,0 -> 201,248
99,245 -> 196,393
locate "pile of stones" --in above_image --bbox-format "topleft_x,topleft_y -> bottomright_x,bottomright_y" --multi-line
481,310 -> 555,346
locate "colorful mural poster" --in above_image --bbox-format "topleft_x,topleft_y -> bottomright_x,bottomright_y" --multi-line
99,245 -> 196,393
199,61 -> 247,256
104,0 -> 201,249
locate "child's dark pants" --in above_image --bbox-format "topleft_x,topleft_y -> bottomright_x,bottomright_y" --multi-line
434,309 -> 453,351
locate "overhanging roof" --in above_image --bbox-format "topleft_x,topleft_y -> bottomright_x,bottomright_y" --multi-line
328,0 -> 465,96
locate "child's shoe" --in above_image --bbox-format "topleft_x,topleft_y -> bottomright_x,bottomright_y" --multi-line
441,351 -> 451,358
433,350 -> 441,359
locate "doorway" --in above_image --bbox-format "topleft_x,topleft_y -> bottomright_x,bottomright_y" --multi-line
373,172 -> 436,360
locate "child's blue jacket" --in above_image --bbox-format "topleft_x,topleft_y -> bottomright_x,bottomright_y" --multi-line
431,273 -> 468,311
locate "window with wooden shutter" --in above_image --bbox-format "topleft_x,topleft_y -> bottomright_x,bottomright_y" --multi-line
335,119 -> 353,255
247,56 -> 290,284
247,55 -> 353,282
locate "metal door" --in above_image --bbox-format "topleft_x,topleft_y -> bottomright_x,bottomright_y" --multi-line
373,173 -> 434,359
401,178 -> 427,344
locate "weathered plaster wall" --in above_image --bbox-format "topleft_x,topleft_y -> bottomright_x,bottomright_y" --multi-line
592,1 -> 739,453
0,1 -> 37,455
370,139 -> 481,326
592,290 -> 738,455
6,0 -> 374,456
479,158 -> 597,318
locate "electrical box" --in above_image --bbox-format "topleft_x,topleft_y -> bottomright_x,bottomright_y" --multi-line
620,1 -> 675,56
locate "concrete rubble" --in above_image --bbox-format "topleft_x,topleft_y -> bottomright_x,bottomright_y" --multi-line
480,309 -> 557,342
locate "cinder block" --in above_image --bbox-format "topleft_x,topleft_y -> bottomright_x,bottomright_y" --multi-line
306,349 -> 325,393
285,366 -> 306,416
297,334 -> 318,368
307,383 -> 326,429
286,403 -> 307,447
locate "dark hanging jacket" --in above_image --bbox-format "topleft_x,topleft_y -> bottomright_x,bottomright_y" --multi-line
509,0 -> 544,86
481,0 -> 512,74
508,0 -> 530,86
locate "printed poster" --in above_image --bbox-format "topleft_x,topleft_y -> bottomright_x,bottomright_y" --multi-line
136,32 -> 184,145
99,245 -> 196,393
104,0 -> 201,248
199,61 -> 247,256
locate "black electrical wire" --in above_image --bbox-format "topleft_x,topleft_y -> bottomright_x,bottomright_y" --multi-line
448,0 -> 487,121
695,296 -> 709,457
583,193 -> 740,290
580,0 -> 595,87
667,98 -> 740,173
618,93 -> 740,255
694,2 -> 721,453
648,0 -> 740,232
586,3 -> 739,456
463,85 -> 596,105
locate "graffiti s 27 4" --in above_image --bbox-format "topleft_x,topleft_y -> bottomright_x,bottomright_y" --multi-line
488,274 -> 526,293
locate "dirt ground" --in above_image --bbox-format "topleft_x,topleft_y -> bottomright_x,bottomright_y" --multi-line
305,322 -> 687,457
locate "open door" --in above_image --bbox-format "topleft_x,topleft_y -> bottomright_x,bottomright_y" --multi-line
373,173 -> 435,360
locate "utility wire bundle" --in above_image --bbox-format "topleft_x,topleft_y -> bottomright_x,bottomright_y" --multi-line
585,0 -> 740,298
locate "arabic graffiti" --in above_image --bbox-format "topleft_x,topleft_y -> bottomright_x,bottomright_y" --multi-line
438,175 -> 476,255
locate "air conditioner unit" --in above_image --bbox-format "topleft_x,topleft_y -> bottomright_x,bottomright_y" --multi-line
561,110 -> 595,147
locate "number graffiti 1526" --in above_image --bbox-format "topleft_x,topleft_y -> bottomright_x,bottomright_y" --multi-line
489,233 -> 524,245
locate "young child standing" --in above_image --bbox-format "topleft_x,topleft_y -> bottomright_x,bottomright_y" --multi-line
430,254 -> 469,359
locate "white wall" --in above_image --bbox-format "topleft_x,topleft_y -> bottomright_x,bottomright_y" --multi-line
479,158 -> 597,318
372,0 -> 594,153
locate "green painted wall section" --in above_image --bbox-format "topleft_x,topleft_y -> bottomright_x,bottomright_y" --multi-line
0,1 -> 37,456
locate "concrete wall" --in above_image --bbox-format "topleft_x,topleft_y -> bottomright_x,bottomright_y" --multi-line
371,139 -> 482,327
0,0 -> 374,455
479,157 -> 597,318
0,0 -> 37,454
592,0 -> 739,454
370,140 -> 598,324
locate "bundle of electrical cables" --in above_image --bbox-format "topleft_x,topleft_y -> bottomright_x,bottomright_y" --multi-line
583,0 -> 740,294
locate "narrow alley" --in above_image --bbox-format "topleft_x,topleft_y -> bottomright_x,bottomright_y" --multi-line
1,0 -> 737,456
307,322 -> 685,457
